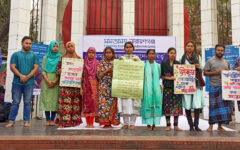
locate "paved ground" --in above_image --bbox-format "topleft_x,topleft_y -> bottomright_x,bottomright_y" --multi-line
0,118 -> 239,138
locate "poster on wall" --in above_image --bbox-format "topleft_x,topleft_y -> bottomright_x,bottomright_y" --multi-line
31,43 -> 48,95
205,46 -> 240,92
78,35 -> 176,64
222,70 -> 240,100
174,64 -> 196,94
59,58 -> 84,88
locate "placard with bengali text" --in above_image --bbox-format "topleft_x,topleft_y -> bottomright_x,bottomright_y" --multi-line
174,64 -> 196,94
60,58 -> 83,88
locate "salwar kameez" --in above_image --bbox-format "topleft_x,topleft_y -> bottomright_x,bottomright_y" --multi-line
97,59 -> 120,126
161,60 -> 183,126
141,60 -> 162,125
117,54 -> 141,126
55,59 -> 82,127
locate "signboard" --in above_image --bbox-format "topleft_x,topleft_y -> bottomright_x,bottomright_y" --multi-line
79,35 -> 177,64
31,43 -> 48,95
59,58 -> 83,88
174,64 -> 196,94
222,70 -> 240,100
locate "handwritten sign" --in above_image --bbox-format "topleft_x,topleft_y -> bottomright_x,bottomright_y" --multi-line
174,64 -> 196,94
222,70 -> 240,100
112,59 -> 144,99
60,58 -> 83,88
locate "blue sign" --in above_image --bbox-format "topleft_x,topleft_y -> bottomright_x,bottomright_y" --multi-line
31,43 -> 48,71
31,43 -> 48,92
205,45 -> 239,91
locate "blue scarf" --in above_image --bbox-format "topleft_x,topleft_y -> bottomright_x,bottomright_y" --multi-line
44,41 -> 61,72
143,60 -> 161,108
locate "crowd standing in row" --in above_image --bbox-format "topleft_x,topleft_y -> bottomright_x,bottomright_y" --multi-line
5,36 -> 239,132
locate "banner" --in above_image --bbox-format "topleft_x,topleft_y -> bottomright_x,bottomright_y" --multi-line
222,70 -> 240,100
31,43 -> 48,95
112,59 -> 144,99
60,58 -> 83,88
78,35 -> 176,64
174,64 -> 196,94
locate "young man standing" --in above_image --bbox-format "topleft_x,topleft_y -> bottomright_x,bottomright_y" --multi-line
6,36 -> 39,128
204,44 -> 232,132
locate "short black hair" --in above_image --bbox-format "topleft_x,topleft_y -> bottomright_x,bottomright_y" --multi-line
146,49 -> 155,55
21,36 -> 33,43
167,47 -> 176,53
124,41 -> 135,50
215,44 -> 225,50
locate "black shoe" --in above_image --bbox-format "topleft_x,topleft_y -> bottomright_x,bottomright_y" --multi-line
195,126 -> 202,132
190,126 -> 195,131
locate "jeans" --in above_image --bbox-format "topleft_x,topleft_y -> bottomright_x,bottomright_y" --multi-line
45,111 -> 56,121
9,83 -> 34,123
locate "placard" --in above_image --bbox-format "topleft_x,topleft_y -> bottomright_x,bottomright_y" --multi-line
222,70 -> 240,100
174,64 -> 196,94
60,58 -> 83,88
112,59 -> 144,99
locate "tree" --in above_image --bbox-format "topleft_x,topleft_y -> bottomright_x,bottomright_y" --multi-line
0,0 -> 10,57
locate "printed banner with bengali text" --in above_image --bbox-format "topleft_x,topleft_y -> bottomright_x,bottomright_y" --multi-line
112,59 -> 144,99
60,58 -> 83,88
174,64 -> 196,94
78,35 -> 176,64
222,70 -> 240,100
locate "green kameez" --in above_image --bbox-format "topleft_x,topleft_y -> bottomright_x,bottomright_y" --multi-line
141,61 -> 162,125
39,56 -> 59,111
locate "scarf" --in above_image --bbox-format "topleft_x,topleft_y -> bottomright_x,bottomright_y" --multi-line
63,41 -> 80,58
143,60 -> 161,108
181,53 -> 205,87
83,47 -> 99,113
44,41 -> 61,72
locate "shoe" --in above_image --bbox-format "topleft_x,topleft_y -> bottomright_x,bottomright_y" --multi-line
195,126 -> 202,132
190,126 -> 195,131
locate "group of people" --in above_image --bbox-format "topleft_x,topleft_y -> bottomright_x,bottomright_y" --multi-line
4,36 -> 240,132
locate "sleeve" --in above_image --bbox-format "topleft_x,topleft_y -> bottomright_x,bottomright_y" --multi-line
204,59 -> 211,71
198,56 -> 203,69
159,63 -> 161,78
41,56 -> 46,75
97,62 -> 103,80
133,55 -> 141,61
234,57 -> 239,68
10,53 -> 17,65
56,59 -> 62,76
161,63 -> 165,77
34,54 -> 40,65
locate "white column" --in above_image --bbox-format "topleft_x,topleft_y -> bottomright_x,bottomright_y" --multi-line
71,0 -> 88,55
167,0 -> 184,60
231,0 -> 240,123
201,0 -> 218,119
122,0 -> 135,35
40,0 -> 58,44
5,0 -> 31,120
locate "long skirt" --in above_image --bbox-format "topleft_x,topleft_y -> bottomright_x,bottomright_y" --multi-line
55,87 -> 82,127
162,88 -> 183,116
209,86 -> 232,124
